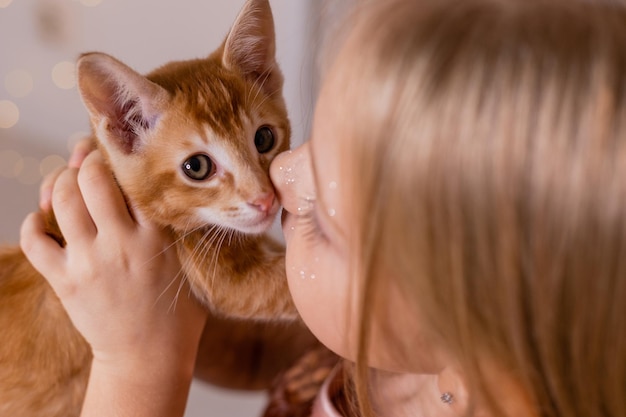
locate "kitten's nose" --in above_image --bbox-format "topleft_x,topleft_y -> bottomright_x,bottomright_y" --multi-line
249,192 -> 275,213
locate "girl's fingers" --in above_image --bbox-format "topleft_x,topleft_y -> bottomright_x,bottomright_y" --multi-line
68,137 -> 97,168
77,151 -> 135,230
52,167 -> 97,244
39,165 -> 66,212
20,211 -> 66,280
40,138 -> 95,212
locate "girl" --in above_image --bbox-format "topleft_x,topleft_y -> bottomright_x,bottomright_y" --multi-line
21,0 -> 626,416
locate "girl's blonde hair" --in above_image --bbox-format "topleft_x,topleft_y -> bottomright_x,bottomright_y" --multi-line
330,0 -> 626,415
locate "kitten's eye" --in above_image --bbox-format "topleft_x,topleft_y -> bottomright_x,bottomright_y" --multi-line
255,126 -> 275,154
182,154 -> 214,181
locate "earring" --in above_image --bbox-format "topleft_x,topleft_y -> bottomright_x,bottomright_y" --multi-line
440,392 -> 454,405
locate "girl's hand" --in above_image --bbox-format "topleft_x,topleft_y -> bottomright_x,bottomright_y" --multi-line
39,137 -> 95,213
21,149 -> 207,377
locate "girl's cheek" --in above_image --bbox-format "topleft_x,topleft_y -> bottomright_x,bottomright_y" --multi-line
287,239 -> 321,282
285,239 -> 355,359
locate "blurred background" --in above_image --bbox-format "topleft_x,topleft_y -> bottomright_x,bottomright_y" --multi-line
0,0 -> 354,415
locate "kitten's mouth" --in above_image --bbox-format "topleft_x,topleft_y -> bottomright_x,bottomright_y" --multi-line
236,211 -> 278,235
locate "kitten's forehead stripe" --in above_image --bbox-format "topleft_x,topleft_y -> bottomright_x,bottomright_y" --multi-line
148,57 -> 248,138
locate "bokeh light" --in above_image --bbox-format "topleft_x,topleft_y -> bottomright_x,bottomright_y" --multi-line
0,150 -> 23,178
17,156 -> 42,185
5,69 -> 34,98
0,100 -> 19,129
67,131 -> 91,152
0,0 -> 14,9
51,61 -> 76,89
40,154 -> 66,177
80,0 -> 103,7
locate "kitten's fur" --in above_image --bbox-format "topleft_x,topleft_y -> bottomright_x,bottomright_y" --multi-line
0,0 -> 297,415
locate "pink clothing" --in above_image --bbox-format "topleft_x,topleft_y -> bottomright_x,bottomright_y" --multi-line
310,365 -> 344,417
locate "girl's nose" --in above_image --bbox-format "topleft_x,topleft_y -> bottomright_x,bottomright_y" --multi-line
270,143 -> 310,211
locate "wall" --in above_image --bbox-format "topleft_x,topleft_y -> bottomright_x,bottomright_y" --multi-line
0,0 -> 315,415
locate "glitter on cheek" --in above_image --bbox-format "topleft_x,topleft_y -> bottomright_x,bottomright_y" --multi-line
290,265 -> 316,280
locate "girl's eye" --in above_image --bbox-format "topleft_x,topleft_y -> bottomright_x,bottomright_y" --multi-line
182,154 -> 215,181
255,126 -> 275,154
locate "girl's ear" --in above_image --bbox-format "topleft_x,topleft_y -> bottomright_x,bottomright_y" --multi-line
76,52 -> 170,155
437,366 -> 470,416
222,0 -> 284,97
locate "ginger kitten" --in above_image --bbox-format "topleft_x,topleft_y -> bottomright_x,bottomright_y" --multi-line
0,0 -> 297,415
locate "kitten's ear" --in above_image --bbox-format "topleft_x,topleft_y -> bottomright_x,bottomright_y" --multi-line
222,0 -> 283,96
77,52 -> 169,155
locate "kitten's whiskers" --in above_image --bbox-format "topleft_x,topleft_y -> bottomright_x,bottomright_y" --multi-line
155,223 -> 209,311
